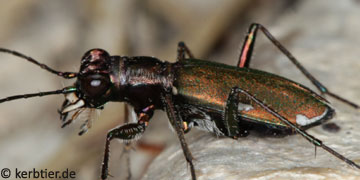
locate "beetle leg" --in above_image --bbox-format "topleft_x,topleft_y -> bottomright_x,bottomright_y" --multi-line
177,41 -> 195,61
121,143 -> 132,180
101,105 -> 154,180
121,105 -> 132,180
162,93 -> 196,180
224,88 -> 241,137
238,23 -> 359,108
101,122 -> 146,180
118,142 -> 133,180
224,88 -> 249,138
231,86 -> 360,170
237,24 -> 258,68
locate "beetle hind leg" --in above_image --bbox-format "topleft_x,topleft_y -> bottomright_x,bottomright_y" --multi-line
238,23 -> 359,108
230,86 -> 360,170
224,87 -> 250,138
177,41 -> 195,61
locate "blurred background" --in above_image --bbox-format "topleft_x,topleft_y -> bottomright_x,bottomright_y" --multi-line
0,0 -> 360,179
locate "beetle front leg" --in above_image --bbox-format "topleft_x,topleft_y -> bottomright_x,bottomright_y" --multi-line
101,122 -> 146,180
101,105 -> 154,180
120,105 -> 134,180
162,93 -> 196,180
177,41 -> 195,61
120,143 -> 132,180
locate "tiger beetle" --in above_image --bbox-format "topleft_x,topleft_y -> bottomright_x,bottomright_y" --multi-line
1,23 -> 360,180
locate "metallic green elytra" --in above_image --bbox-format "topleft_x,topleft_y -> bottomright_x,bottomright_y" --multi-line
174,58 -> 333,134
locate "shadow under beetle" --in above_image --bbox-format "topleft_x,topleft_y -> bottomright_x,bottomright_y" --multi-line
1,23 -> 360,180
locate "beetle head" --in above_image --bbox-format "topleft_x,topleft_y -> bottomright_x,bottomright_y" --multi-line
59,49 -> 114,120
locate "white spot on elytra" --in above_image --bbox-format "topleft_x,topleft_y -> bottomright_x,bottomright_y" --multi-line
296,108 -> 328,126
238,103 -> 254,111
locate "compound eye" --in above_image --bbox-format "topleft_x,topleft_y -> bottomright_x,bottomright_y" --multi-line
81,74 -> 110,97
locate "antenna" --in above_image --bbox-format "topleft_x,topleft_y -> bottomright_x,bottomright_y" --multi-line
0,87 -> 77,104
0,48 -> 78,79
